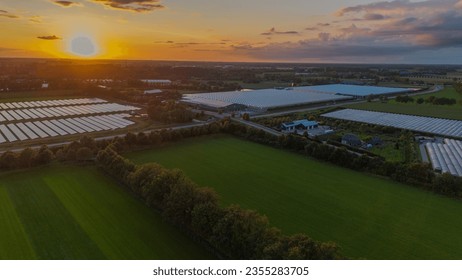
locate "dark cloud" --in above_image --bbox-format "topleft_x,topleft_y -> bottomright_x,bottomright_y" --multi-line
318,32 -> 330,42
395,17 -> 418,25
37,35 -> 62,40
92,0 -> 164,12
154,40 -> 174,44
363,13 -> 386,20
336,0 -> 452,17
261,27 -> 299,36
0,10 -> 19,19
231,44 -> 255,51
52,1 -> 81,7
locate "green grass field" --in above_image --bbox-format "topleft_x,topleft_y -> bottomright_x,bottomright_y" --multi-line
346,87 -> 462,120
370,144 -> 404,162
128,135 -> 462,260
0,165 -> 213,260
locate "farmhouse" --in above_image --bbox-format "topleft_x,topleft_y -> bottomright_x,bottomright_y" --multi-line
281,119 -> 318,131
368,136 -> 383,146
342,133 -> 362,147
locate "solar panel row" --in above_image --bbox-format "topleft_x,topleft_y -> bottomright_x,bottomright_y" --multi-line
0,98 -> 107,110
321,109 -> 462,138
0,114 -> 135,143
426,139 -> 462,177
0,103 -> 140,122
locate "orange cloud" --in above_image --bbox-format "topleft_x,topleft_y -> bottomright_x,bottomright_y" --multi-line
37,35 -> 62,40
52,1 -> 82,7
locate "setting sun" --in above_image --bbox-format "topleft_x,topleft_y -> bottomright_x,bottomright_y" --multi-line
68,35 -> 98,57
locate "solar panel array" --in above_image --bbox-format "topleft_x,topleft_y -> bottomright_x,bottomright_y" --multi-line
0,97 -> 140,144
0,103 -> 139,122
322,109 -> 462,138
426,139 -> 462,177
0,114 -> 135,144
0,98 -> 106,110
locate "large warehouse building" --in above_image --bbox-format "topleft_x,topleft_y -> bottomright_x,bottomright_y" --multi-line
182,84 -> 416,112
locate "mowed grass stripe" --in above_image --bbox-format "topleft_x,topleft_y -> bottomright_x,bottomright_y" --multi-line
5,176 -> 105,259
0,188 -> 36,259
0,165 -> 213,259
128,135 -> 462,259
44,166 -> 212,259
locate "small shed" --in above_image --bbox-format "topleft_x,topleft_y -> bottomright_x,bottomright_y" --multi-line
144,89 -> 163,95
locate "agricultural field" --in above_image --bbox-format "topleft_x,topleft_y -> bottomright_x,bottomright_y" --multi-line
0,165 -> 212,260
346,87 -> 462,120
128,135 -> 462,260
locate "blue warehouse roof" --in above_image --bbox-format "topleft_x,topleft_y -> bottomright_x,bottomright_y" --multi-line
282,119 -> 318,128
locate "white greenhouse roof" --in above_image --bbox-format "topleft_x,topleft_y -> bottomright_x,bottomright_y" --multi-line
296,84 -> 415,97
183,84 -> 417,110
322,109 -> 462,138
183,88 -> 352,110
426,139 -> 462,177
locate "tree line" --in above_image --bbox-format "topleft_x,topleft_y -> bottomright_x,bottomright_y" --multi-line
147,100 -> 194,124
396,95 -> 457,105
96,147 -> 342,260
0,145 -> 54,169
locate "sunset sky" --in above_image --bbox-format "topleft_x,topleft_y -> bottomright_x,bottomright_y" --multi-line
1,0 -> 462,63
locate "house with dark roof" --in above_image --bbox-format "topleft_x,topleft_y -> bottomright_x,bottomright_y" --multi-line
368,136 -> 383,146
342,133 -> 362,147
